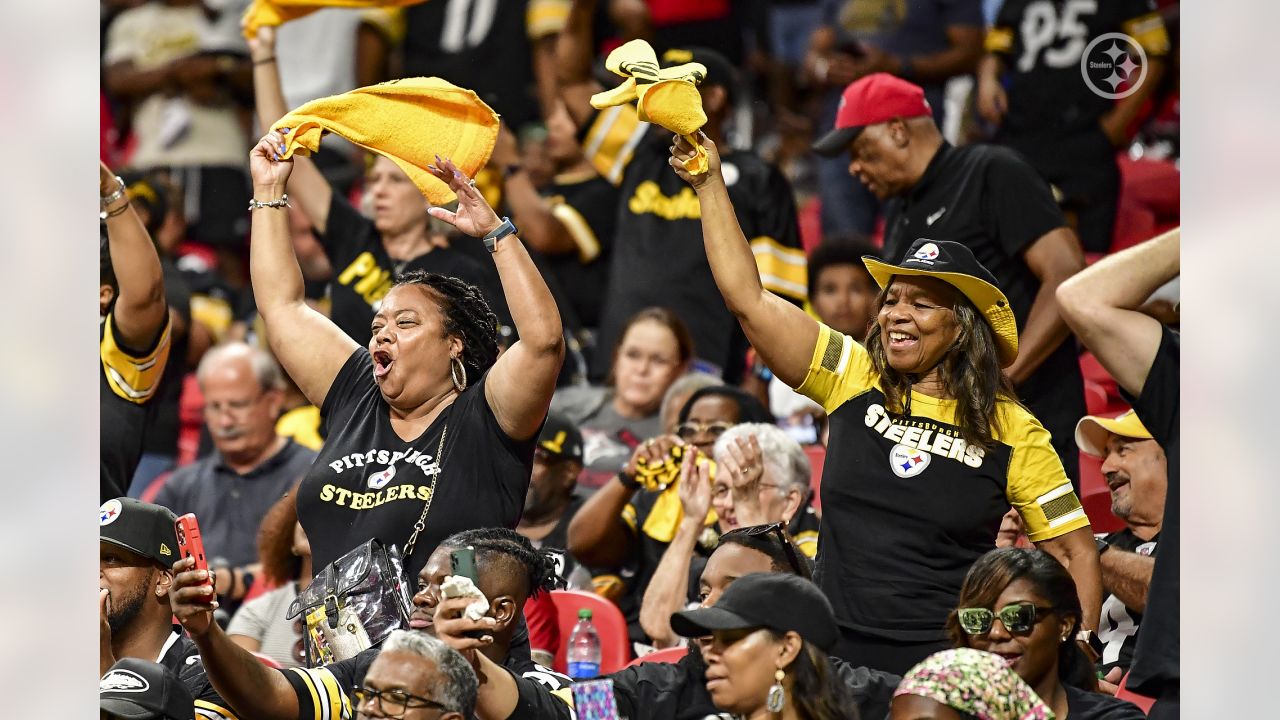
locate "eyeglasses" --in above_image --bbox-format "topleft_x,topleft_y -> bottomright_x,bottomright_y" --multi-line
675,421 -> 735,442
719,522 -> 806,578
352,686 -> 449,718
957,602 -> 1055,636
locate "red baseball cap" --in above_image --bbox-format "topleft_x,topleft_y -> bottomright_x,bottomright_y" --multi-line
812,73 -> 932,156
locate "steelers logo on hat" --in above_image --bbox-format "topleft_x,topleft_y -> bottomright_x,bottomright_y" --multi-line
912,241 -> 941,262
100,499 -> 123,526
890,444 -> 931,478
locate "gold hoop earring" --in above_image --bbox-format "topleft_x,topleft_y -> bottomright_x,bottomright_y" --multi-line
450,356 -> 467,392
766,668 -> 786,713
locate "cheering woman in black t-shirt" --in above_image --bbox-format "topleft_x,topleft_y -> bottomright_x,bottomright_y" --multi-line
246,130 -> 564,578
670,133 -> 1101,675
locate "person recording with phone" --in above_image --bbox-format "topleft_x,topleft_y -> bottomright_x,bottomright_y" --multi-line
98,498 -> 236,719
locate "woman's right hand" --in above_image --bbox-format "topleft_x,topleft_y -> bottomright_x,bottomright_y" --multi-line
249,129 -> 294,192
169,556 -> 218,639
669,131 -> 722,192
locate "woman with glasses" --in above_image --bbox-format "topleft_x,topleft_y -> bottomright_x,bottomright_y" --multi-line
948,549 -> 1144,719
668,134 -> 1102,674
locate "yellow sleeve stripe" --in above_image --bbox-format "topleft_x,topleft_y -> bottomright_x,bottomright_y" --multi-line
319,668 -> 347,720
793,530 -> 819,558
551,201 -> 602,262
288,667 -> 340,720
194,699 -> 238,719
102,314 -> 172,404
621,503 -> 638,532
526,0 -> 571,39
1122,12 -> 1171,56
750,236 -> 808,301
985,27 -> 1014,54
1035,483 -> 1088,530
583,106 -> 647,186
551,687 -> 576,707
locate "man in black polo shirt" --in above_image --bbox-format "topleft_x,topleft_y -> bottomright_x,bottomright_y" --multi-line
1058,229 -> 1179,718
559,0 -> 808,381
813,73 -> 1087,484
154,343 -> 316,599
99,498 -> 236,719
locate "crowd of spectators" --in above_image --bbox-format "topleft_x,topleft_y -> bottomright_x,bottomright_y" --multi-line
99,0 -> 1180,717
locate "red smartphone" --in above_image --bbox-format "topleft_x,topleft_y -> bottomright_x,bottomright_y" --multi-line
175,514 -> 211,587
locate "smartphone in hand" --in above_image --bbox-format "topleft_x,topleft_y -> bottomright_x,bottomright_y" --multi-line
450,546 -> 477,584
175,514 -> 211,591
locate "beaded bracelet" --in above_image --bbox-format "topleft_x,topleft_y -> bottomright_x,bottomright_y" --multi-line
248,194 -> 290,211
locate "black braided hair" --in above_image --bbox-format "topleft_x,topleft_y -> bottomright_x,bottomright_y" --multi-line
392,269 -> 500,383
716,529 -> 814,580
442,528 -> 564,597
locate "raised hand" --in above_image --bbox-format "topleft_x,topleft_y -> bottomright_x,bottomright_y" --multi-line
169,556 -> 218,639
100,588 -> 117,675
433,595 -> 498,677
426,156 -> 502,238
668,131 -> 721,191
249,129 -> 294,193
247,23 -> 277,61
722,434 -> 768,526
678,448 -> 713,527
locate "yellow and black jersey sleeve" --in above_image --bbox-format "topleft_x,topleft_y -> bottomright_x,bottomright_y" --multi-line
101,312 -> 172,405
580,105 -> 649,186
550,200 -> 603,262
194,699 -> 239,720
620,502 -> 638,534
985,25 -> 1015,55
1123,11 -> 1171,56
795,323 -> 877,414
999,404 -> 1090,542
527,0 -> 571,40
359,8 -> 406,46
792,530 -> 819,559
286,667 -> 353,720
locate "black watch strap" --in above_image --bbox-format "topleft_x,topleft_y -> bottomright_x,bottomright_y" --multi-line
1095,536 -> 1110,555
482,216 -> 518,252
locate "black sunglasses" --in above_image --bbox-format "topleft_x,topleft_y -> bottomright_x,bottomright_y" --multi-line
352,686 -> 449,717
720,522 -> 806,578
957,602 -> 1055,636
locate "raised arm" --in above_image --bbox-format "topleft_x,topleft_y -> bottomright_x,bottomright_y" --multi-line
1035,526 -> 1103,633
1056,228 -> 1179,397
556,0 -> 604,127
248,131 -> 359,407
640,453 -> 711,647
426,158 -> 565,441
670,133 -> 819,388
170,558 -> 301,720
101,161 -> 167,349
249,25 -> 334,234
568,436 -> 680,567
489,125 -> 579,256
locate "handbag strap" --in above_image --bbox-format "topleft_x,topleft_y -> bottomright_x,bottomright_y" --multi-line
403,423 -> 447,559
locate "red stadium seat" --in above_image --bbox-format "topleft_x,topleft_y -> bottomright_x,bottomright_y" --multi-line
1079,452 -> 1124,534
625,646 -> 688,667
803,445 -> 826,513
1115,671 -> 1156,715
548,590 -> 630,675
251,652 -> 283,669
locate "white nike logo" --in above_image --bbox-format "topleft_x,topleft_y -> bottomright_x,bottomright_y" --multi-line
926,207 -> 946,225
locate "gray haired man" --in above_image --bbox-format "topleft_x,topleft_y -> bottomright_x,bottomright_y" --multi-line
354,631 -> 478,720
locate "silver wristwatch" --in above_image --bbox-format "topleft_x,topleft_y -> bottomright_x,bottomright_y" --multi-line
482,216 -> 519,253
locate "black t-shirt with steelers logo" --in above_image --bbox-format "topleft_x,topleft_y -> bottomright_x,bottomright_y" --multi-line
298,348 -> 536,578
797,324 -> 1089,641
1097,527 -> 1158,674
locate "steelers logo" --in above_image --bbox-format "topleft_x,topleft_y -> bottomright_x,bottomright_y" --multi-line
913,242 -> 941,261
889,444 -> 931,478
99,499 -> 123,526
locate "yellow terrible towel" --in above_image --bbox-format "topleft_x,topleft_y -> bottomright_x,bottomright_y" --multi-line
590,39 -> 710,174
242,0 -> 425,41
272,77 -> 499,206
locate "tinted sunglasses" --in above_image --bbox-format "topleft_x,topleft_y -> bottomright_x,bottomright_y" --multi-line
720,522 -> 806,578
957,602 -> 1054,636
675,421 -> 735,442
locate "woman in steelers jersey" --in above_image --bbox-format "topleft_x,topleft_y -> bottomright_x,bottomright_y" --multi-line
669,133 -> 1102,675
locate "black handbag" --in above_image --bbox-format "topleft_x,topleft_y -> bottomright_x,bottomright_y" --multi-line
287,425 -> 449,666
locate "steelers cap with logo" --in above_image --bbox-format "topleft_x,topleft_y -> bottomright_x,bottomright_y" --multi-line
99,497 -> 180,568
863,238 -> 1019,367
100,657 -> 194,720
537,412 -> 584,464
1074,409 -> 1153,458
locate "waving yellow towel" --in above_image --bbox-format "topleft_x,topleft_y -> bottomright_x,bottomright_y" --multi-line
271,77 -> 499,205
242,0 -> 425,41
590,39 -> 711,174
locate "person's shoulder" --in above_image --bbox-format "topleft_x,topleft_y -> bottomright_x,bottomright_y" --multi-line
550,385 -> 609,421
993,397 -> 1051,445
953,142 -> 1032,171
1065,685 -> 1148,719
162,456 -> 212,489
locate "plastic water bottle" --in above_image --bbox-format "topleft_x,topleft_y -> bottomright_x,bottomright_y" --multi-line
566,608 -> 602,679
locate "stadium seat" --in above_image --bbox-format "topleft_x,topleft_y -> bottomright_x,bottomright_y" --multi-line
1115,671 -> 1156,715
251,652 -> 283,669
549,590 -> 631,675
625,646 -> 688,667
1079,452 -> 1124,534
803,445 -> 826,513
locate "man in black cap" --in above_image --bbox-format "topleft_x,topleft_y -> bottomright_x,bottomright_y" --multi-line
813,72 -> 1088,485
101,658 -> 195,720
98,498 -> 237,719
557,0 -> 808,383
517,413 -> 590,588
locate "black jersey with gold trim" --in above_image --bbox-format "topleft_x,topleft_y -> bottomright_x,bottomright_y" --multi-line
797,324 -> 1089,641
580,106 -> 807,378
157,630 -> 239,719
101,311 -> 172,501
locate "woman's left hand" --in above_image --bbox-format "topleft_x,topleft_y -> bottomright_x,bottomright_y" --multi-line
427,156 -> 502,238
677,448 -> 713,528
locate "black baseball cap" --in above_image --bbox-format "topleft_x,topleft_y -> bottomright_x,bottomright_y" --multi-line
100,497 -> 180,569
537,412 -> 584,464
661,46 -> 739,104
862,238 -> 1019,367
670,572 -> 838,652
100,658 -> 194,720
